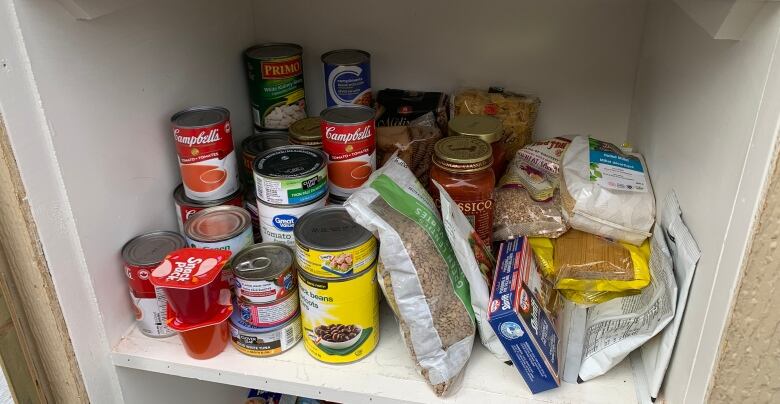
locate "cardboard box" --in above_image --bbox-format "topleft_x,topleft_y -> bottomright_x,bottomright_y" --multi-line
488,238 -> 560,394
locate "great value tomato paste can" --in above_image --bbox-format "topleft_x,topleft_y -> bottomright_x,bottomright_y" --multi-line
244,43 -> 306,130
171,106 -> 240,201
121,231 -> 186,337
173,184 -> 243,233
322,49 -> 372,107
320,106 -> 376,198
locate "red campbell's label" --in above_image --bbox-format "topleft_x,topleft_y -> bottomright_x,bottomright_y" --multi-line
173,120 -> 234,164
261,57 -> 302,79
321,119 -> 376,198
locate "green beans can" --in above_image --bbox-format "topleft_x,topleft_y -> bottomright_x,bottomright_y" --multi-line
244,43 -> 306,130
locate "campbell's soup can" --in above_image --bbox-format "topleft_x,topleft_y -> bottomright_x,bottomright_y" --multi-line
171,106 -> 240,201
244,43 -> 306,130
173,184 -> 243,233
121,231 -> 185,337
322,49 -> 372,107
320,106 -> 376,198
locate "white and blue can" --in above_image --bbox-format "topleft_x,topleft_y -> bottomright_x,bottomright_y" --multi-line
322,49 -> 372,107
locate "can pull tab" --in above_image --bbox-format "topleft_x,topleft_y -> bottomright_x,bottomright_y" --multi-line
237,257 -> 272,272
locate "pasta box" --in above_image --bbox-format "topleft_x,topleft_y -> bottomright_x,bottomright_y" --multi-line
488,237 -> 560,394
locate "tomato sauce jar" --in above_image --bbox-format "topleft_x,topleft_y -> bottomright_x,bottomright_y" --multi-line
429,136 -> 496,245
448,115 -> 506,179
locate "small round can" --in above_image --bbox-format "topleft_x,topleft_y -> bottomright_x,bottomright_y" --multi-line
322,49 -> 372,107
235,290 -> 299,328
184,206 -> 253,286
241,131 -> 291,185
289,117 -> 322,148
244,43 -> 306,130
252,146 -> 328,205
320,106 -> 376,198
294,206 -> 377,279
230,243 -> 296,304
243,190 -> 262,243
173,183 -> 243,233
229,311 -> 302,357
258,193 -> 327,247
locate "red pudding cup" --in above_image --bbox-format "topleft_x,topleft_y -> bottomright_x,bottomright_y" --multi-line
150,248 -> 232,324
168,304 -> 231,360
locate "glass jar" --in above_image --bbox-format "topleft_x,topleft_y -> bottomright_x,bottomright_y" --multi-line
448,115 -> 506,179
429,136 -> 496,245
289,117 -> 323,148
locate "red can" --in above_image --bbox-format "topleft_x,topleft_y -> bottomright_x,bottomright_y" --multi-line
171,106 -> 240,201
173,184 -> 243,233
320,105 -> 376,198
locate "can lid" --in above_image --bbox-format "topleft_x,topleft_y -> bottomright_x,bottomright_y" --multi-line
253,146 -> 326,179
171,106 -> 230,129
245,43 -> 303,60
184,206 -> 251,242
321,49 -> 371,65
294,206 -> 373,250
230,243 -> 293,280
121,231 -> 186,266
433,136 -> 493,173
320,105 -> 376,125
242,131 -> 290,156
448,115 -> 503,144
289,117 -> 322,142
173,184 -> 243,207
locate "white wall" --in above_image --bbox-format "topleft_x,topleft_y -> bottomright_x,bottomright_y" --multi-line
628,1 -> 780,402
254,0 -> 647,145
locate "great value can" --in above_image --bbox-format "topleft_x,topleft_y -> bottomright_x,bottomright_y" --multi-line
320,106 -> 376,198
298,263 -> 379,364
241,131 -> 291,186
173,184 -> 243,233
121,231 -> 186,337
253,146 -> 328,205
258,193 -> 327,247
235,290 -> 299,328
171,106 -> 239,201
229,311 -> 302,357
322,49 -> 372,107
294,206 -> 377,279
184,206 -> 253,285
230,243 -> 296,304
244,43 -> 306,130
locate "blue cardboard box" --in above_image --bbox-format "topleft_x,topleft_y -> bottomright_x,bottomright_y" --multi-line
488,238 -> 560,394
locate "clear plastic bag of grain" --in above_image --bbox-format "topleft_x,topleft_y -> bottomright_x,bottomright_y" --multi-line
345,156 -> 475,397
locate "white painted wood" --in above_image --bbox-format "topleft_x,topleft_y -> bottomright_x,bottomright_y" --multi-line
673,0 -> 768,39
627,1 -> 780,402
53,0 -> 145,20
113,305 -> 637,404
117,368 -> 248,404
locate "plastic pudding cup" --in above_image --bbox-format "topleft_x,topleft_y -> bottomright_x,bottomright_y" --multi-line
177,318 -> 230,360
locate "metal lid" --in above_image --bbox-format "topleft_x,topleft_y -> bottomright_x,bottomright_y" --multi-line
230,243 -> 293,281
242,131 -> 290,157
320,105 -> 375,124
294,206 -> 373,251
289,117 -> 322,143
253,146 -> 326,179
121,231 -> 186,266
244,43 -> 303,60
184,206 -> 251,242
321,49 -> 371,65
173,183 -> 242,207
448,115 -> 503,144
433,136 -> 493,173
171,106 -> 230,129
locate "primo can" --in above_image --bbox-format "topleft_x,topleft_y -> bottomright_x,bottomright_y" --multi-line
244,43 -> 306,130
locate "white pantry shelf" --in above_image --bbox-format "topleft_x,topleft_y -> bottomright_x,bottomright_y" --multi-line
112,305 -> 637,404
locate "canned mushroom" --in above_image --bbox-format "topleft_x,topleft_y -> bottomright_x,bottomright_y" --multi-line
229,311 -> 302,357
230,243 -> 296,304
235,290 -> 299,328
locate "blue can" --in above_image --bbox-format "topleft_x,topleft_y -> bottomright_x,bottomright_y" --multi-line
322,49 -> 372,107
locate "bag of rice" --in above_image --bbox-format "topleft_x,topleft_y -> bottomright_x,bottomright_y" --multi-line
345,157 -> 475,396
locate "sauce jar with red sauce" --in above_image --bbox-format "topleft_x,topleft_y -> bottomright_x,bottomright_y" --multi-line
448,115 -> 506,178
429,136 -> 496,245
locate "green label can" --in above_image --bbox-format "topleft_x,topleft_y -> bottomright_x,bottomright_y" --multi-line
244,43 -> 307,130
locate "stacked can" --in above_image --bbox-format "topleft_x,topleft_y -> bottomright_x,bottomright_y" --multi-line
252,146 -> 328,247
240,130 -> 291,187
228,243 -> 302,357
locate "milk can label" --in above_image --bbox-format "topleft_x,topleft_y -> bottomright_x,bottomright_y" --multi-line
321,121 -> 376,198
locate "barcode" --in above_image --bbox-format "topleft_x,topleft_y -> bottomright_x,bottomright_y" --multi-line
284,326 -> 294,343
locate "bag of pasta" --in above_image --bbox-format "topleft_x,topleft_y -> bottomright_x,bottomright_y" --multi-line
452,87 -> 541,156
345,157 -> 475,396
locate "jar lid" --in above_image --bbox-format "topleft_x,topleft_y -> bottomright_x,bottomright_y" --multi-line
433,136 -> 493,173
448,115 -> 503,143
289,117 -> 322,143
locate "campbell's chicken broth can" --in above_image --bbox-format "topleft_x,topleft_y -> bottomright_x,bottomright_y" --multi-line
171,106 -> 240,201
320,106 -> 376,198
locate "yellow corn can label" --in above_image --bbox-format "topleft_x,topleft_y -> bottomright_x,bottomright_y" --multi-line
295,236 -> 377,279
298,264 -> 379,363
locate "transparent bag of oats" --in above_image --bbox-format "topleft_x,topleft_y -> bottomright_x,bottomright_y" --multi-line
344,156 -> 475,397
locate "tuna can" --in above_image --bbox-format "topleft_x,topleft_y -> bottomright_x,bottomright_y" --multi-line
258,193 -> 327,247
230,243 -> 296,304
173,184 -> 243,233
289,117 -> 322,148
294,206 -> 377,279
252,146 -> 328,205
241,131 -> 291,186
235,290 -> 299,328
298,263 -> 379,364
184,206 -> 253,285
121,231 -> 186,337
243,190 -> 262,243
322,49 -> 372,107
229,311 -> 302,357
320,106 -> 376,198
244,43 -> 306,130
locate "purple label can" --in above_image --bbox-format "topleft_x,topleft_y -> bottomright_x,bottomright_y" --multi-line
322,49 -> 372,107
